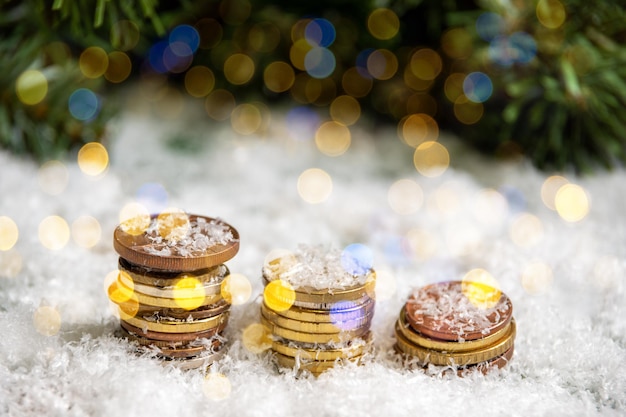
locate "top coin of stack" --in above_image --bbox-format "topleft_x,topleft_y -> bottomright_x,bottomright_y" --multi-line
395,280 -> 515,375
108,211 -> 239,369
260,245 -> 376,376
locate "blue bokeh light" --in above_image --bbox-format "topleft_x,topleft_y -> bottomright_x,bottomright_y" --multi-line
148,40 -> 169,73
286,106 -> 321,140
341,243 -> 374,276
163,44 -> 193,73
305,18 -> 336,47
136,182 -> 168,214
169,24 -> 200,56
509,32 -> 537,64
356,48 -> 374,78
476,12 -> 504,42
329,300 -> 361,330
499,185 -> 527,214
463,72 -> 493,103
304,47 -> 336,78
68,88 -> 100,121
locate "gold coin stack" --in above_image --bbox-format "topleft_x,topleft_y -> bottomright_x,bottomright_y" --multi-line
394,280 -> 516,374
107,213 -> 240,370
260,248 -> 376,376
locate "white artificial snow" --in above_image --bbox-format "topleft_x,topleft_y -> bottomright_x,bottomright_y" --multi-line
0,101 -> 625,417
262,244 -> 371,291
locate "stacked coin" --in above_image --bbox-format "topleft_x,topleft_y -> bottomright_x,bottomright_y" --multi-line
108,212 -> 240,370
395,280 -> 515,374
260,247 -> 376,376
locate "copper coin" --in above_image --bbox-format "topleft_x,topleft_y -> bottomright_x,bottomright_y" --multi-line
118,257 -> 229,287
119,319 -> 227,342
119,326 -> 224,357
113,214 -> 239,271
405,281 -> 513,341
135,300 -> 231,320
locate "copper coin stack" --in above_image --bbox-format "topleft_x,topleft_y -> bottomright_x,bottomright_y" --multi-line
395,280 -> 516,374
260,248 -> 376,376
108,212 -> 240,370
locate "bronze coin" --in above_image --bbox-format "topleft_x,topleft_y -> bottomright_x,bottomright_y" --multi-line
119,319 -> 227,342
119,326 -> 224,356
405,281 -> 513,341
118,257 -> 229,287
113,214 -> 239,271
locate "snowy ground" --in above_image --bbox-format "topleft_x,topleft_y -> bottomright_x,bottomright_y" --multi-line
1,100 -> 625,417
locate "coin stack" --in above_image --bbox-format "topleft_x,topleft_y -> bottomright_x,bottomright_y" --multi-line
108,212 -> 240,370
394,280 -> 516,374
259,246 -> 376,376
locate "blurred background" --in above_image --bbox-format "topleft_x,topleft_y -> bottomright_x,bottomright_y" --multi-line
2,0 -> 625,172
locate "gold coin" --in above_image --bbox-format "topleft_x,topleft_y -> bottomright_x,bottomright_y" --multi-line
134,300 -> 230,320
162,348 -> 226,370
271,334 -> 370,361
121,311 -> 229,334
261,316 -> 369,344
274,352 -> 362,374
117,269 -> 223,298
109,279 -> 223,309
263,273 -> 376,304
118,257 -> 229,287
397,307 -> 512,352
113,214 -> 239,271
287,294 -> 374,311
261,303 -> 372,334
120,319 -> 226,342
265,298 -> 375,323
394,319 -> 516,366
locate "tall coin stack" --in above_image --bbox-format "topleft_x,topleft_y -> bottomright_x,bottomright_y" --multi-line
395,280 -> 516,374
108,212 -> 240,370
260,246 -> 376,376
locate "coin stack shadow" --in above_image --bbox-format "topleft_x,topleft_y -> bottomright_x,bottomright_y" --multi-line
108,214 -> 239,370
261,263 -> 376,376
394,280 -> 516,374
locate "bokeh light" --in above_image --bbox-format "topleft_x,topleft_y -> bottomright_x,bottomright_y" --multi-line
16,70 -> 48,105
205,89 -> 236,120
196,18 -> 223,49
510,213 -> 544,248
399,113 -> 439,147
185,66 -> 215,97
104,51 -> 132,83
387,179 -> 423,215
521,261 -> 553,295
136,182 -> 168,214
555,183 -> 589,222
305,18 -> 336,47
413,141 -> 450,177
342,67 -> 373,98
297,168 -> 333,204
341,243 -> 373,275
33,306 -> 62,336
0,216 -> 19,251
231,103 -> 263,135
0,249 -> 22,278
119,202 -> 151,236
315,121 -> 351,156
441,28 -> 473,59
461,268 -> 501,309
286,106 -> 320,140
203,374 -> 232,401
367,8 -> 400,40
71,215 -> 101,248
221,273 -> 252,305
77,142 -> 109,176
454,95 -> 484,124
305,47 -> 336,79
69,88 -> 100,121
173,276 -> 205,310
224,53 -> 255,85
444,73 -> 466,102
156,209 -> 190,242
249,21 -> 281,52
110,20 -> 140,51
410,48 -> 442,81
330,95 -> 361,126
38,215 -> 70,250
264,61 -> 295,93
476,12 -> 504,41
170,24 -> 200,56
367,49 -> 398,80
541,175 -> 569,210
463,72 -> 493,103
264,279 -> 296,312
536,0 -> 566,29
79,46 -> 109,78
242,323 -> 272,353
